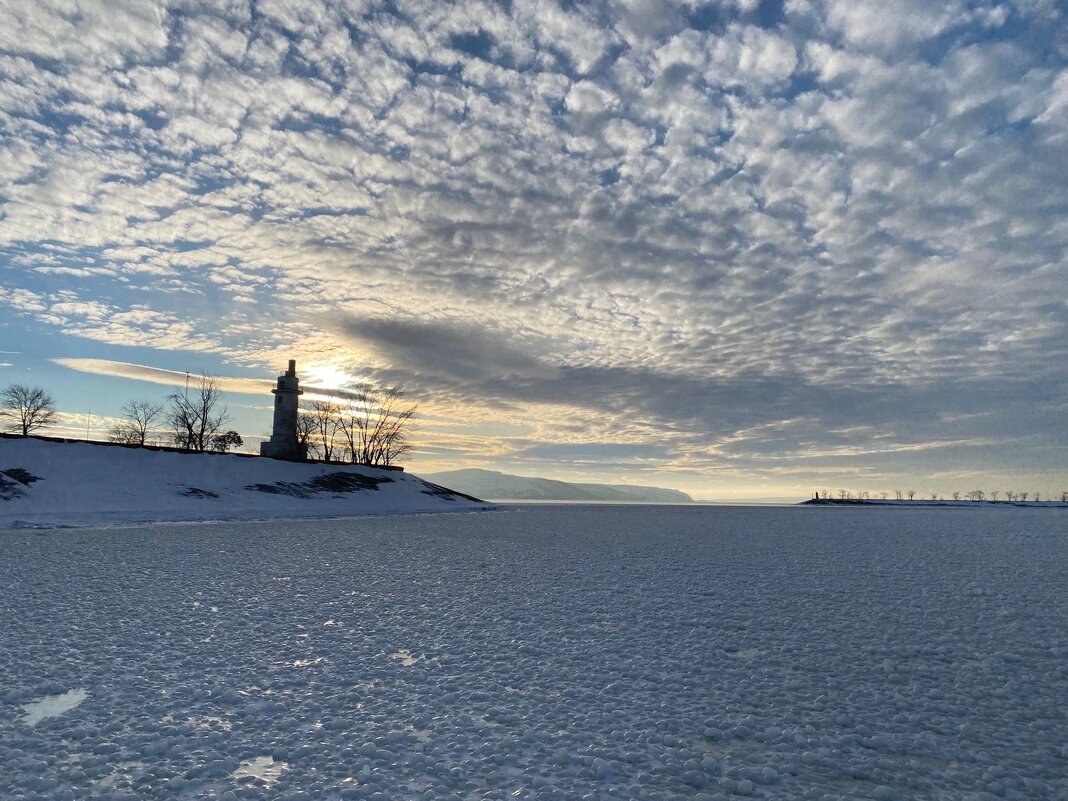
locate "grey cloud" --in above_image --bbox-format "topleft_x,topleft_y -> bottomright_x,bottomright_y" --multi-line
339,315 -> 562,383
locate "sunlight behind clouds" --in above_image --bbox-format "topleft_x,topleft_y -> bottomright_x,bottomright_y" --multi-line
302,363 -> 362,391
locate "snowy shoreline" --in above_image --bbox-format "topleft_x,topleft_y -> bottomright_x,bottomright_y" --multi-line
0,437 -> 493,530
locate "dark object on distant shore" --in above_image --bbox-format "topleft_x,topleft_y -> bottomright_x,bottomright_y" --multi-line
800,497 -> 1066,508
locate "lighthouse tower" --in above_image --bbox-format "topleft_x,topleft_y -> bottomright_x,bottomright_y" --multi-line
260,359 -> 307,460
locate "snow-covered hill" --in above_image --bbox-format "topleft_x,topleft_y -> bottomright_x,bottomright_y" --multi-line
0,437 -> 491,529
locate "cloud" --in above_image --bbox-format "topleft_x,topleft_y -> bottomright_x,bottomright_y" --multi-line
0,0 -> 1065,494
823,0 -> 967,53
50,356 -> 381,404
339,315 -> 562,383
705,25 -> 798,88
51,358 -> 272,395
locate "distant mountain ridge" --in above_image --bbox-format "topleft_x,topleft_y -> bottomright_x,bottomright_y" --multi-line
426,468 -> 693,503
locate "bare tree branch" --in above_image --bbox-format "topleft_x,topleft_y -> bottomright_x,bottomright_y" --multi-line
1,384 -> 58,436
167,376 -> 230,452
337,385 -> 416,466
306,400 -> 342,462
296,411 -> 318,458
108,400 -> 165,445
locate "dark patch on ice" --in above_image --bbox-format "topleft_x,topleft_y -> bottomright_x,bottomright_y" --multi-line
179,487 -> 219,499
418,480 -> 484,503
245,471 -> 393,498
2,468 -> 41,485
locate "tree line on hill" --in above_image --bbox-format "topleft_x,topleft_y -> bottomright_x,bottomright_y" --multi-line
294,388 -> 414,466
0,379 -> 244,452
0,377 -> 415,467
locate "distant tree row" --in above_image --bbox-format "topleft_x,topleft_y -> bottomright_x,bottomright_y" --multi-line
104,377 -> 243,452
0,378 -> 242,452
818,488 -> 1068,503
295,386 -> 415,467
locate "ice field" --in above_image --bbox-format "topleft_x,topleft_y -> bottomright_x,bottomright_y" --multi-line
1,505 -> 1066,800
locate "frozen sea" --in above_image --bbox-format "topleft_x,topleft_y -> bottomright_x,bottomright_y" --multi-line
1,505 -> 1066,801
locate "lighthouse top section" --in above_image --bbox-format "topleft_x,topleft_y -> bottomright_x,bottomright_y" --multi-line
274,359 -> 303,396
260,359 -> 307,460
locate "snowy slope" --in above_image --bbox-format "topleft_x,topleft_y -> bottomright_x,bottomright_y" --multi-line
0,437 -> 491,529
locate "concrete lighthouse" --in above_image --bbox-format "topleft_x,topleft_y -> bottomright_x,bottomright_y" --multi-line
260,359 -> 307,460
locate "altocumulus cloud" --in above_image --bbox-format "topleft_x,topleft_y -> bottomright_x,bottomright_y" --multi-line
0,0 -> 1066,494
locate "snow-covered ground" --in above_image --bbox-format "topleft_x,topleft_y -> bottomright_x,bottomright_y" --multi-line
0,437 -> 491,529
1,505 -> 1066,800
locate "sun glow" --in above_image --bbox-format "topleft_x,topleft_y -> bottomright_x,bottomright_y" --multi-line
303,364 -> 358,390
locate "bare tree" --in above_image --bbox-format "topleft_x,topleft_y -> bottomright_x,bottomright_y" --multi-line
1034,492 -> 1040,502
338,385 -> 416,467
1061,491 -> 1067,503
1,384 -> 58,436
880,491 -> 888,500
990,490 -> 999,501
952,491 -> 961,501
336,403 -> 359,464
306,400 -> 342,462
108,400 -> 164,445
167,376 -> 230,452
894,490 -> 902,500
906,490 -> 915,501
1020,491 -> 1028,501
296,411 -> 318,457
930,493 -> 938,501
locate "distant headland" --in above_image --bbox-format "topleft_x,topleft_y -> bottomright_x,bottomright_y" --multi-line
425,468 -> 693,504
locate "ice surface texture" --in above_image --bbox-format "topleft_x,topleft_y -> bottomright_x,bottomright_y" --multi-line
1,505 -> 1066,800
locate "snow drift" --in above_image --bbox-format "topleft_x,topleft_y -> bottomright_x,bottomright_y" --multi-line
0,437 -> 491,529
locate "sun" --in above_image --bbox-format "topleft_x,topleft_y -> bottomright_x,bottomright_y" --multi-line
303,364 -> 357,391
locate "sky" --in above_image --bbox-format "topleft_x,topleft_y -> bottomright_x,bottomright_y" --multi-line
0,0 -> 1066,501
